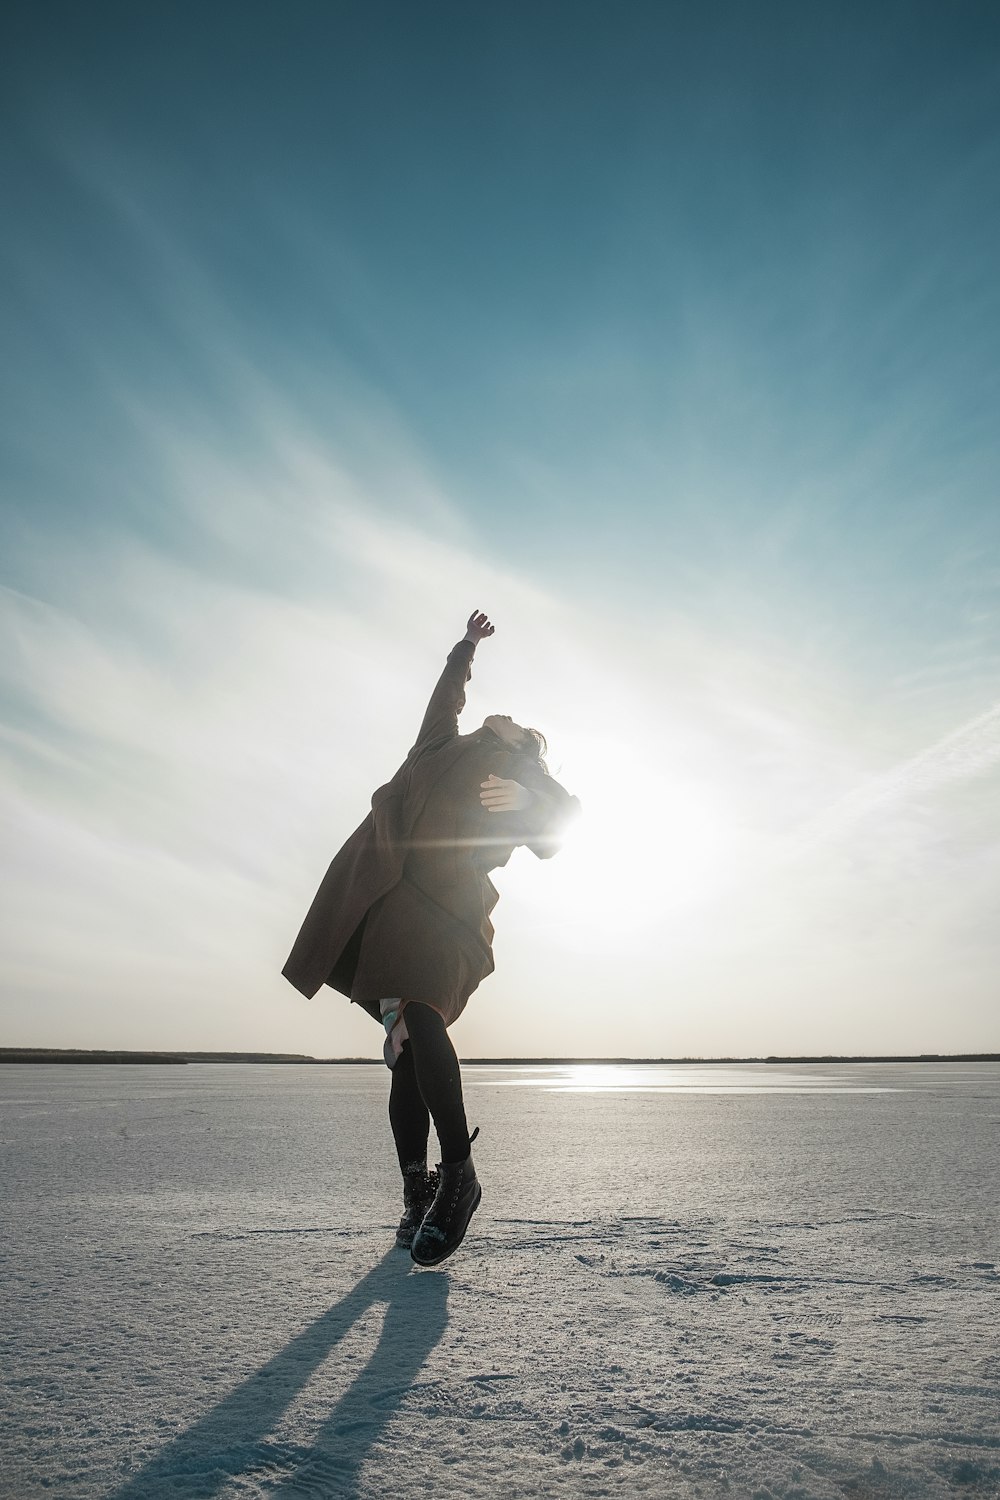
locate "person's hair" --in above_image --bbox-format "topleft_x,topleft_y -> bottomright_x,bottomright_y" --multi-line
519,726 -> 549,774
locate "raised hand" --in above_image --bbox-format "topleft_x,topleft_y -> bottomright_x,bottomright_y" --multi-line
464,610 -> 496,644
480,774 -> 534,813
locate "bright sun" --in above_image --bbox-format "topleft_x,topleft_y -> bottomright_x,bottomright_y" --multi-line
507,736 -> 736,953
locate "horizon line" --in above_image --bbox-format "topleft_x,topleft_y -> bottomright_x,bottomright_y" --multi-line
2,1048 -> 998,1066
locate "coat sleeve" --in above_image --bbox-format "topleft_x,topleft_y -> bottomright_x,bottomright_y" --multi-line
412,639 -> 476,749
499,764 -> 581,860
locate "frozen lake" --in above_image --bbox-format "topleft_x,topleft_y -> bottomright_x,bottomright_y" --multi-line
1,1061 -> 998,1498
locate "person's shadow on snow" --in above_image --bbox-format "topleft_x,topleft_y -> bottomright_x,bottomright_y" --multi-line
105,1249 -> 449,1499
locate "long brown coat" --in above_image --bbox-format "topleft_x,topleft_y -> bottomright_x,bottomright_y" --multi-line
281,639 -> 580,1028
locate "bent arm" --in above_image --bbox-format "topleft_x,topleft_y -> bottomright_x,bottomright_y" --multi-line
523,775 -> 582,860
484,764 -> 581,859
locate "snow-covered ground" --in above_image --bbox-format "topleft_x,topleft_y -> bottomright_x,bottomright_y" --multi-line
1,1061 -> 998,1499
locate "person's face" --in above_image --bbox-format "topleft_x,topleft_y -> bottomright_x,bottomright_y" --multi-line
483,713 -> 528,749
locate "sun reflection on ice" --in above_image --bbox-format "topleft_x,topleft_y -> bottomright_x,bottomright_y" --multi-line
477,1063 -> 901,1093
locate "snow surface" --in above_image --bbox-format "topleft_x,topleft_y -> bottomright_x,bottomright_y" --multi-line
1,1061 -> 998,1499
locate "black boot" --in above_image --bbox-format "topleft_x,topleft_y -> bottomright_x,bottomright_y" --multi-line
410,1134 -> 481,1267
395,1162 -> 439,1249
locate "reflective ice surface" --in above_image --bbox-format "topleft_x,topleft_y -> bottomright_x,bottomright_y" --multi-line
1,1062 -> 998,1498
480,1061 -> 906,1091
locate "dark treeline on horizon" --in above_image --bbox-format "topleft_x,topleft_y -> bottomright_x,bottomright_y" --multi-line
1,1048 -> 998,1065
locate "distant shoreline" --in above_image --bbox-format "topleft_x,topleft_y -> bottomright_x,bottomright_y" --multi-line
1,1048 -> 997,1066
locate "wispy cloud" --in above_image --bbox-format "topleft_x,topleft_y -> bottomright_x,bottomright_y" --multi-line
800,700 -> 1000,845
4,428 -> 999,1057
2,130 -> 999,1057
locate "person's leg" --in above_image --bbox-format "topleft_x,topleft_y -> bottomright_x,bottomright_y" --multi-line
388,1040 -> 437,1248
403,1001 -> 472,1165
388,1040 -> 431,1171
405,1002 -> 481,1265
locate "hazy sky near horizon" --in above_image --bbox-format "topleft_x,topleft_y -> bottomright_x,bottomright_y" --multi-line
2,2 -> 999,1058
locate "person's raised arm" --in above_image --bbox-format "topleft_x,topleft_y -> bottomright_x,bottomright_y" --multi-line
413,610 -> 495,749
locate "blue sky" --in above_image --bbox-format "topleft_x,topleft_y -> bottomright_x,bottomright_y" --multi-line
2,2 -> 999,1056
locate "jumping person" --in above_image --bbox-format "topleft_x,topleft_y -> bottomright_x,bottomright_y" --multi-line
282,611 -> 580,1266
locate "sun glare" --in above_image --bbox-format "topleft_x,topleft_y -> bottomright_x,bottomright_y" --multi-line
516,737 -> 738,951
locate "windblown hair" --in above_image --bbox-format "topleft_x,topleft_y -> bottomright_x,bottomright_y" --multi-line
519,727 -> 550,774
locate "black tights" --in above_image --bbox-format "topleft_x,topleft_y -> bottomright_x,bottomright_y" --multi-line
388,1002 -> 471,1169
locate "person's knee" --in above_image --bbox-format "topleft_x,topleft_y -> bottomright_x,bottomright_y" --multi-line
404,1001 -> 447,1041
